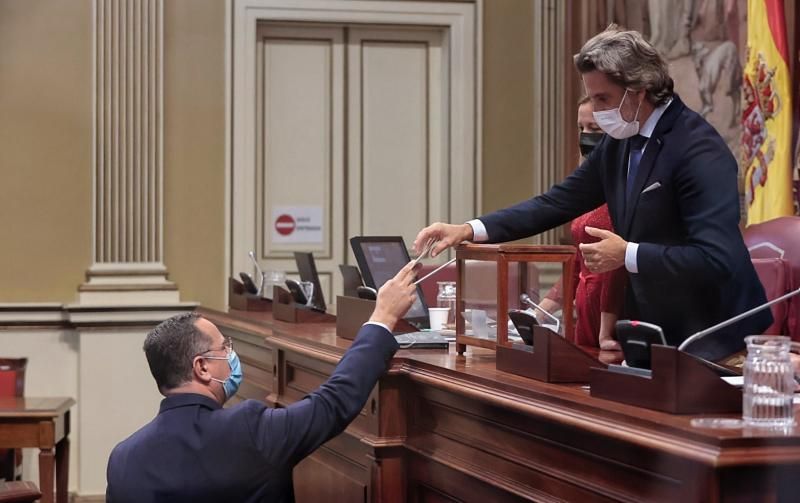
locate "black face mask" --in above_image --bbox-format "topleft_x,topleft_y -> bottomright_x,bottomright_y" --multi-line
579,132 -> 605,157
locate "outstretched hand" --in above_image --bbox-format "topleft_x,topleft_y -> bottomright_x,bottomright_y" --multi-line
413,222 -> 473,258
579,227 -> 627,273
369,261 -> 421,331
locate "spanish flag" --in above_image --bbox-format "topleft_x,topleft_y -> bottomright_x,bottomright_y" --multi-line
742,0 -> 794,225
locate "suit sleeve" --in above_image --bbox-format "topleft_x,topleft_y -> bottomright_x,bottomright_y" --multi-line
478,154 -> 606,243
248,324 -> 398,468
635,138 -> 744,283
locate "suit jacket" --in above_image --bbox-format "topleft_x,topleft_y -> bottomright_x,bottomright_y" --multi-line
480,94 -> 771,360
106,324 -> 398,503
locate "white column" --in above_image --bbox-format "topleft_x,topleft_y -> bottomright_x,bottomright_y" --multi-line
82,0 -> 178,305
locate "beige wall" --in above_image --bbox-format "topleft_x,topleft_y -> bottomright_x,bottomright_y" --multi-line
481,0 -> 535,214
163,0 -> 228,310
0,0 -> 93,302
0,0 -> 539,308
0,0 -> 229,309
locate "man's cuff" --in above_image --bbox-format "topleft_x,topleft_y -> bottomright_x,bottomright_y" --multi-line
467,219 -> 488,242
364,321 -> 392,334
625,242 -> 639,273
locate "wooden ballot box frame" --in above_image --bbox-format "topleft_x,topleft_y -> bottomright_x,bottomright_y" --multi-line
455,243 -> 576,355
589,345 -> 743,414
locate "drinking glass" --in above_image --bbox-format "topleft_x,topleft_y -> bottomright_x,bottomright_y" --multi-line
742,335 -> 798,428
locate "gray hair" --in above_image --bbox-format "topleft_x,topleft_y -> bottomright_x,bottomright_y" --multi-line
143,312 -> 210,391
574,24 -> 673,106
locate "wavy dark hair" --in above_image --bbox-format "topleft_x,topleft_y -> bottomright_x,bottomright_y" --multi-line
574,24 -> 674,106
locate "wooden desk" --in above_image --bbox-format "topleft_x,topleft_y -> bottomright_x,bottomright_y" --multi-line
0,398 -> 73,503
201,308 -> 800,502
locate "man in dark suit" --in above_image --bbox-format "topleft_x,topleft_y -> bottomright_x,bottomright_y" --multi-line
106,262 -> 419,503
414,25 -> 770,360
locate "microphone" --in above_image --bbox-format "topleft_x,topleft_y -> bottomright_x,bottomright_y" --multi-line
678,286 -> 800,352
520,293 -> 560,334
238,272 -> 259,294
356,286 -> 378,301
248,251 -> 265,296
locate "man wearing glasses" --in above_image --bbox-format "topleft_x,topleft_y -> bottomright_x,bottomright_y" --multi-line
106,262 -> 419,502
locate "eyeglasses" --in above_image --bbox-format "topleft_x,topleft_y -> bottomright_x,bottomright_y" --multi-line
195,337 -> 233,358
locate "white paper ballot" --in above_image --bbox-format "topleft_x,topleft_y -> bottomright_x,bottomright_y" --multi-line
721,376 -> 744,387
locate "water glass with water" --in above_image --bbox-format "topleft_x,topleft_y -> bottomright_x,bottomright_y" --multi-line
261,270 -> 286,299
436,281 -> 457,328
742,335 -> 798,428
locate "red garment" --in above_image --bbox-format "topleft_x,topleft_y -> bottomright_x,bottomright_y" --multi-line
548,204 -> 626,346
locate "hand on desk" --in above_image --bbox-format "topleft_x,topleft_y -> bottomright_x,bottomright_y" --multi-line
413,222 -> 473,258
579,227 -> 627,273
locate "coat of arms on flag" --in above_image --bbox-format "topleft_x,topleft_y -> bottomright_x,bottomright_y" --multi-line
741,0 -> 794,225
741,50 -> 781,207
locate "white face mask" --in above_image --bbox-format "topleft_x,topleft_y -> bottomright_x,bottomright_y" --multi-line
592,88 -> 643,140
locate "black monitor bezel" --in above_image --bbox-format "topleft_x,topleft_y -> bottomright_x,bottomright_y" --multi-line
338,264 -> 364,298
349,236 -> 430,329
294,251 -> 326,312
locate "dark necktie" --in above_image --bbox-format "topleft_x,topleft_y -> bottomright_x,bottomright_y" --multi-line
626,134 -> 648,199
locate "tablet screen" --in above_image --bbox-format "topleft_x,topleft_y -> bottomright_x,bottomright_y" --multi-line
350,236 -> 430,327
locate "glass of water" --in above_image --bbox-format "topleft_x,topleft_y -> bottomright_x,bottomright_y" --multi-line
743,335 -> 798,428
261,270 -> 286,300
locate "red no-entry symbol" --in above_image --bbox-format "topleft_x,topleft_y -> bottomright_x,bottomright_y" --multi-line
275,214 -> 296,236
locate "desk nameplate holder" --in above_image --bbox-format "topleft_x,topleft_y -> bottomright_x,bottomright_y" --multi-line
228,277 -> 272,312
272,286 -> 335,323
496,326 -> 606,382
590,345 -> 742,414
335,295 -> 417,340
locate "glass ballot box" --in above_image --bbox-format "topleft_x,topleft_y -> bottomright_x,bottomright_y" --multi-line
454,243 -> 577,355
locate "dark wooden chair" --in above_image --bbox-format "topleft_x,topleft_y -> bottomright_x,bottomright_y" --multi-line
0,481 -> 41,503
0,359 -> 27,482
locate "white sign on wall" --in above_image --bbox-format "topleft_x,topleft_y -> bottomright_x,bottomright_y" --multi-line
271,206 -> 324,244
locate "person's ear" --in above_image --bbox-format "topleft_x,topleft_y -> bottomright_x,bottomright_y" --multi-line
192,356 -> 213,384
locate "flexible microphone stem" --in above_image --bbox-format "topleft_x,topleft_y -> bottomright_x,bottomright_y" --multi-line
678,286 -> 800,351
413,258 -> 457,286
520,293 -> 560,334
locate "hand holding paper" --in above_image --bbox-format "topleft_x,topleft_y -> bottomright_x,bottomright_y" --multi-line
413,222 -> 474,258
411,238 -> 437,266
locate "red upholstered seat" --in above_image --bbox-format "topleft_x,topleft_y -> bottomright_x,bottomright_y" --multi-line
0,373 -> 16,398
750,258 -> 791,335
744,216 -> 800,340
0,359 -> 26,482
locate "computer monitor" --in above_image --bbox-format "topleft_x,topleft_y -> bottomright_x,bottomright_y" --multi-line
349,236 -> 430,329
339,264 -> 364,298
294,252 -> 326,312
